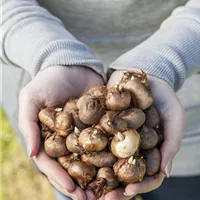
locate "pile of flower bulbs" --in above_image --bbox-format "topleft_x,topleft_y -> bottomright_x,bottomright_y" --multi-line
39,70 -> 163,198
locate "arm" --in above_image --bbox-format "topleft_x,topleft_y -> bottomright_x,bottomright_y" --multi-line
104,1 -> 200,199
109,0 -> 200,91
1,1 -> 105,199
1,0 -> 105,80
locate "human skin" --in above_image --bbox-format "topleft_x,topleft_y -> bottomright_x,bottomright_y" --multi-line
99,70 -> 185,200
19,67 -> 184,200
18,65 -> 104,200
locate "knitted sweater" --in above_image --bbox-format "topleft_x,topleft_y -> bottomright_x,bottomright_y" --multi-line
1,0 -> 200,175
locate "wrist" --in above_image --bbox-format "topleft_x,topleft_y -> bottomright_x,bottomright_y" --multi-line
38,65 -> 104,91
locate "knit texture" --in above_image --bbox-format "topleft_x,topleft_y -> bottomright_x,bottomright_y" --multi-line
1,0 -> 106,80
110,0 -> 200,90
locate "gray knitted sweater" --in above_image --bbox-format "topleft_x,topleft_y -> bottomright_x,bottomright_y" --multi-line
1,0 -> 200,175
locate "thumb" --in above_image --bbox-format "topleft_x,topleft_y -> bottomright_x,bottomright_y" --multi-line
19,89 -> 41,157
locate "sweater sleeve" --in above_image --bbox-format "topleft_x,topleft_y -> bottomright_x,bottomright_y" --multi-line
109,0 -> 200,91
0,0 -> 106,80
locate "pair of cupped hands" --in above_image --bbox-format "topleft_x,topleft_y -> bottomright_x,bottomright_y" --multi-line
19,65 -> 185,200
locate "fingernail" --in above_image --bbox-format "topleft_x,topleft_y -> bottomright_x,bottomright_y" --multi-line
26,138 -> 32,157
124,192 -> 136,196
165,161 -> 172,178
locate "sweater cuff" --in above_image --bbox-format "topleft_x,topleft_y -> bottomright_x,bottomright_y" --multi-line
34,40 -> 106,82
109,45 -> 185,90
109,48 -> 183,90
109,2 -> 200,91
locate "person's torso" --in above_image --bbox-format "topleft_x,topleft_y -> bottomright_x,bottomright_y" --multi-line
38,0 -> 187,43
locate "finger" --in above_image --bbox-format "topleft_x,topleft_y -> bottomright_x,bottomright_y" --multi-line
19,89 -> 41,157
124,172 -> 165,196
148,76 -> 185,177
98,193 -> 105,200
86,189 -> 96,200
158,92 -> 185,177
104,187 -> 136,200
33,146 -> 75,192
49,178 -> 86,200
160,101 -> 185,177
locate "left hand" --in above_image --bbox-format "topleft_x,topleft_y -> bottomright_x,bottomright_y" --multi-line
99,70 -> 185,200
18,65 -> 104,200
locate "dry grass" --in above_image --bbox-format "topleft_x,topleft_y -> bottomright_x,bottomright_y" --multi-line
1,108 -> 56,200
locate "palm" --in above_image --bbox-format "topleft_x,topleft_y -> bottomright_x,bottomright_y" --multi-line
27,66 -> 103,107
19,66 -> 104,200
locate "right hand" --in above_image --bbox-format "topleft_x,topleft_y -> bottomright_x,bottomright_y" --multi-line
19,65 -> 104,200
100,70 -> 185,200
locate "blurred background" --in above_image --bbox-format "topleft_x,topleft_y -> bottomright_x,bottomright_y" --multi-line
1,107 -> 56,200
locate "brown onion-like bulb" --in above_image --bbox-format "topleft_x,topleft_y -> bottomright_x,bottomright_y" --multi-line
41,130 -> 51,139
40,124 -> 52,139
113,156 -> 146,183
39,107 -> 56,130
68,161 -> 97,189
99,111 -> 127,135
111,130 -> 140,158
66,127 -> 84,154
142,148 -> 161,176
155,125 -> 164,146
64,99 -> 78,111
81,150 -> 117,167
63,99 -> 88,129
77,95 -> 106,125
106,84 -> 131,111
157,132 -> 164,146
145,106 -> 160,128
119,108 -> 146,129
76,86 -> 106,116
86,86 -> 107,97
39,107 -> 72,137
58,153 -> 80,171
78,127 -> 108,152
44,133 -> 69,158
55,111 -> 73,136
121,71 -> 153,110
89,167 -> 119,198
122,70 -> 149,86
139,125 -> 158,150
